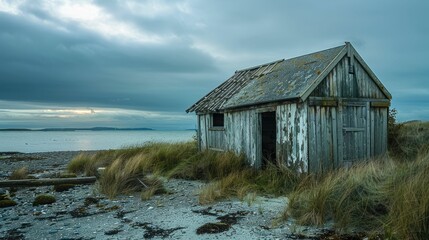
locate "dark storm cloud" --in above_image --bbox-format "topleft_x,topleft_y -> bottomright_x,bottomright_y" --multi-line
0,0 -> 428,129
0,9 -> 217,112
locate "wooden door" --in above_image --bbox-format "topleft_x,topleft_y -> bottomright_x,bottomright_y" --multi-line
340,101 -> 369,167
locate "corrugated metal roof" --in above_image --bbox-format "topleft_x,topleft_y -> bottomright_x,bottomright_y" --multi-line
186,44 -> 347,113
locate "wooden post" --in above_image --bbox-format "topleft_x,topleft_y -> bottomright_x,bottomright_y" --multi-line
0,177 -> 96,188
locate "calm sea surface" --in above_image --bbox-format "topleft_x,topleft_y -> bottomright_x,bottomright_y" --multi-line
0,130 -> 195,153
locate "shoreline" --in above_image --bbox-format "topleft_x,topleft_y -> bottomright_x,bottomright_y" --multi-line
0,151 -> 318,239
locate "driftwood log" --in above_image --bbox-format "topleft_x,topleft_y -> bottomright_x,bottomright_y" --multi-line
0,177 -> 96,187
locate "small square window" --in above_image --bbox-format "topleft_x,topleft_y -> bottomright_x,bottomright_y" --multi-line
212,113 -> 224,127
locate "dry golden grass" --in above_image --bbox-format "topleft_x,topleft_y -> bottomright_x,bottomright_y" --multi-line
68,141 -> 302,202
384,150 -> 429,239
199,169 -> 256,204
199,163 -> 304,204
69,141 -> 197,199
390,121 -> 429,161
98,154 -> 146,198
9,166 -> 29,180
286,151 -> 429,238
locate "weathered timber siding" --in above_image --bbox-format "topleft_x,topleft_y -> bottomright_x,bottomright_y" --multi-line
370,107 -> 388,156
276,103 -> 308,172
308,105 -> 338,173
225,110 -> 259,167
311,57 -> 386,99
341,101 -> 369,166
208,129 -> 226,150
198,114 -> 226,150
198,114 -> 209,150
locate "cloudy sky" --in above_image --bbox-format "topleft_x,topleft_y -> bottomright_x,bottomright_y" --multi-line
0,0 -> 428,129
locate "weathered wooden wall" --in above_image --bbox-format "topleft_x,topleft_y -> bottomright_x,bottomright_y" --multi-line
198,114 -> 209,150
307,105 -> 338,173
307,101 -> 388,173
276,103 -> 308,172
341,101 -> 369,167
197,55 -> 389,173
197,114 -> 226,151
225,109 -> 259,167
311,57 -> 386,99
370,107 -> 388,156
306,55 -> 390,173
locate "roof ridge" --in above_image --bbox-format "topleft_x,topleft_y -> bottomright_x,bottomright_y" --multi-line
236,59 -> 284,72
283,44 -> 346,63
234,44 -> 346,73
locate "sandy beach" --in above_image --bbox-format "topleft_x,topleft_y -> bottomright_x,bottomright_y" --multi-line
0,151 -> 324,240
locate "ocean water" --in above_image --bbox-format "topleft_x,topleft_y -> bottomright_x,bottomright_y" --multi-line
0,130 -> 195,153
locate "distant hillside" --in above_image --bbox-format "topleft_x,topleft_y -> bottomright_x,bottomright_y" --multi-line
0,127 -> 153,131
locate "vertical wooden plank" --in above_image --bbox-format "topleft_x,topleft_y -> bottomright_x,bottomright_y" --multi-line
276,105 -> 283,165
366,102 -> 371,159
332,108 -> 338,168
256,111 -> 262,168
371,109 -> 375,156
197,115 -> 201,151
337,100 -> 344,166
299,103 -> 308,173
308,106 -> 316,173
290,104 -> 297,167
320,107 -> 328,172
375,108 -> 381,155
316,106 -> 322,173
326,108 -> 333,170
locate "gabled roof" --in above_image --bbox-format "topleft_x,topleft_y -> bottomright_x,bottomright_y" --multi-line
187,43 -> 391,113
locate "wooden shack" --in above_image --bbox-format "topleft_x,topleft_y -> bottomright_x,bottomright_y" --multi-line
187,42 -> 391,173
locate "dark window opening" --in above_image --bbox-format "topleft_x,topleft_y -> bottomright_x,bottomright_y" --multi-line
261,111 -> 276,167
212,113 -> 224,127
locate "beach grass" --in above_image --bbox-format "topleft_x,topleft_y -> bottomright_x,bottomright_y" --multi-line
9,166 -> 29,180
67,118 -> 429,239
285,120 -> 429,238
68,141 -> 302,201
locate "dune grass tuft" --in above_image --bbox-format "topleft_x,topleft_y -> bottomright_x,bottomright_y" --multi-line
286,150 -> 429,238
287,160 -> 392,229
9,167 -> 29,180
68,141 -> 303,202
199,163 -> 304,204
384,151 -> 429,239
389,121 -> 429,161
68,141 -> 197,199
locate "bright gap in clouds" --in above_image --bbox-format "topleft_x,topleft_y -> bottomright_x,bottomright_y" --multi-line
1,0 -> 173,44
0,103 -> 194,129
54,1 -> 167,44
1,107 -> 189,120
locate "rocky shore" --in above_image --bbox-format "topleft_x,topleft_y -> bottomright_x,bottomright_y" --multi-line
0,151 -> 323,240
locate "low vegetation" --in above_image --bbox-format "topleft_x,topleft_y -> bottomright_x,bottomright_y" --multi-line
9,167 -> 29,180
33,194 -> 56,206
68,141 -> 304,201
67,112 -> 429,239
286,151 -> 429,239
286,115 -> 429,239
0,199 -> 17,208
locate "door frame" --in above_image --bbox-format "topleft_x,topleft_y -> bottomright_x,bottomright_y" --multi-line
257,111 -> 277,168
